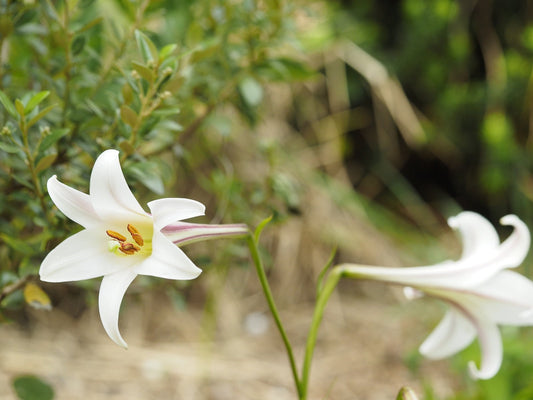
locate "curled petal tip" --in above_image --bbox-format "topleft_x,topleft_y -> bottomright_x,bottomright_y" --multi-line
447,215 -> 459,228
467,360 -> 496,380
500,214 -> 519,226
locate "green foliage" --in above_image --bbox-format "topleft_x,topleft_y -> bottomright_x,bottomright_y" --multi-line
12,375 -> 54,400
0,0 -> 312,317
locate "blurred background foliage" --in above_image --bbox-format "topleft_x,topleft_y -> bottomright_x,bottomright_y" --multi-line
1,0 -> 533,398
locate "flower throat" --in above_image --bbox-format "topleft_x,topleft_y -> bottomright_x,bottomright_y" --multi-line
106,224 -> 146,255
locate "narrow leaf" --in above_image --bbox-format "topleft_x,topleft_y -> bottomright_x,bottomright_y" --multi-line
0,91 -> 17,117
159,43 -> 177,62
38,128 -> 69,154
34,153 -> 57,175
120,105 -> 138,128
135,30 -> 158,63
0,233 -> 35,254
132,61 -> 155,82
0,142 -> 22,154
75,16 -> 103,34
24,91 -> 50,114
27,104 -> 57,129
15,99 -> 25,117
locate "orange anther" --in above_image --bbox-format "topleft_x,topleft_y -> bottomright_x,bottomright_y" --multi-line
106,230 -> 127,242
127,224 -> 139,234
127,224 -> 144,246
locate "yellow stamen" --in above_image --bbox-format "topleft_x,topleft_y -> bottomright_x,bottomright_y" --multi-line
107,224 -> 147,256
106,230 -> 127,242
127,224 -> 144,246
119,242 -> 141,255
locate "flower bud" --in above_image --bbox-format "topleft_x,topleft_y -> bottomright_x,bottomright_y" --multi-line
396,387 -> 418,400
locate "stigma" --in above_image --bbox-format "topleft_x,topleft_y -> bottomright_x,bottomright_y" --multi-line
106,224 -> 145,255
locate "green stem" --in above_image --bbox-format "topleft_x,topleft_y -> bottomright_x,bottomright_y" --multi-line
300,266 -> 343,399
20,123 -> 47,216
246,234 -> 302,398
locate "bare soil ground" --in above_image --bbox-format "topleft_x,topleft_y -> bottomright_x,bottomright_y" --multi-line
0,271 -> 460,400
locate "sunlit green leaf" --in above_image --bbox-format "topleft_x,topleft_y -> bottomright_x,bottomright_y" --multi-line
15,99 -> 25,118
159,43 -> 177,62
131,61 -> 155,82
0,91 -> 17,117
135,30 -> 158,64
24,91 -> 50,114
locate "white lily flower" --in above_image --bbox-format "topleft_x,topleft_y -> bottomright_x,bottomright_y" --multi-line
339,211 -> 532,379
40,149 -> 248,348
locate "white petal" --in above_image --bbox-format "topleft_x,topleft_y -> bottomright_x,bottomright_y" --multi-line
47,175 -> 99,228
161,222 -> 249,246
470,270 -> 533,326
148,198 -> 205,231
89,150 -> 149,221
135,231 -> 202,280
419,308 -> 476,359
467,314 -> 502,380
99,269 -> 137,348
448,212 -> 500,260
39,229 -> 138,282
494,214 -> 531,270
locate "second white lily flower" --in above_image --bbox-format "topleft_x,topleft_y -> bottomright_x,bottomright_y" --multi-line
40,149 -> 248,348
339,211 -> 532,379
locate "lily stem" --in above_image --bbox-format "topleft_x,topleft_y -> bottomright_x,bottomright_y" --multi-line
300,266 -> 343,399
246,233 -> 303,398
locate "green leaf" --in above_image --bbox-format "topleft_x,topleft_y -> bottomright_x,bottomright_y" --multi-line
256,58 -> 316,81
0,141 -> 21,154
128,162 -> 165,194
0,91 -> 17,117
27,104 -> 57,129
0,233 -> 35,255
75,16 -> 103,34
12,375 -> 54,400
159,43 -> 177,62
254,215 -> 273,242
118,140 -> 135,156
38,128 -> 69,154
15,99 -> 25,117
71,36 -> 86,56
120,105 -> 138,128
131,61 -> 155,82
134,30 -> 158,64
239,77 -> 263,106
24,91 -> 50,114
34,153 -> 57,175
